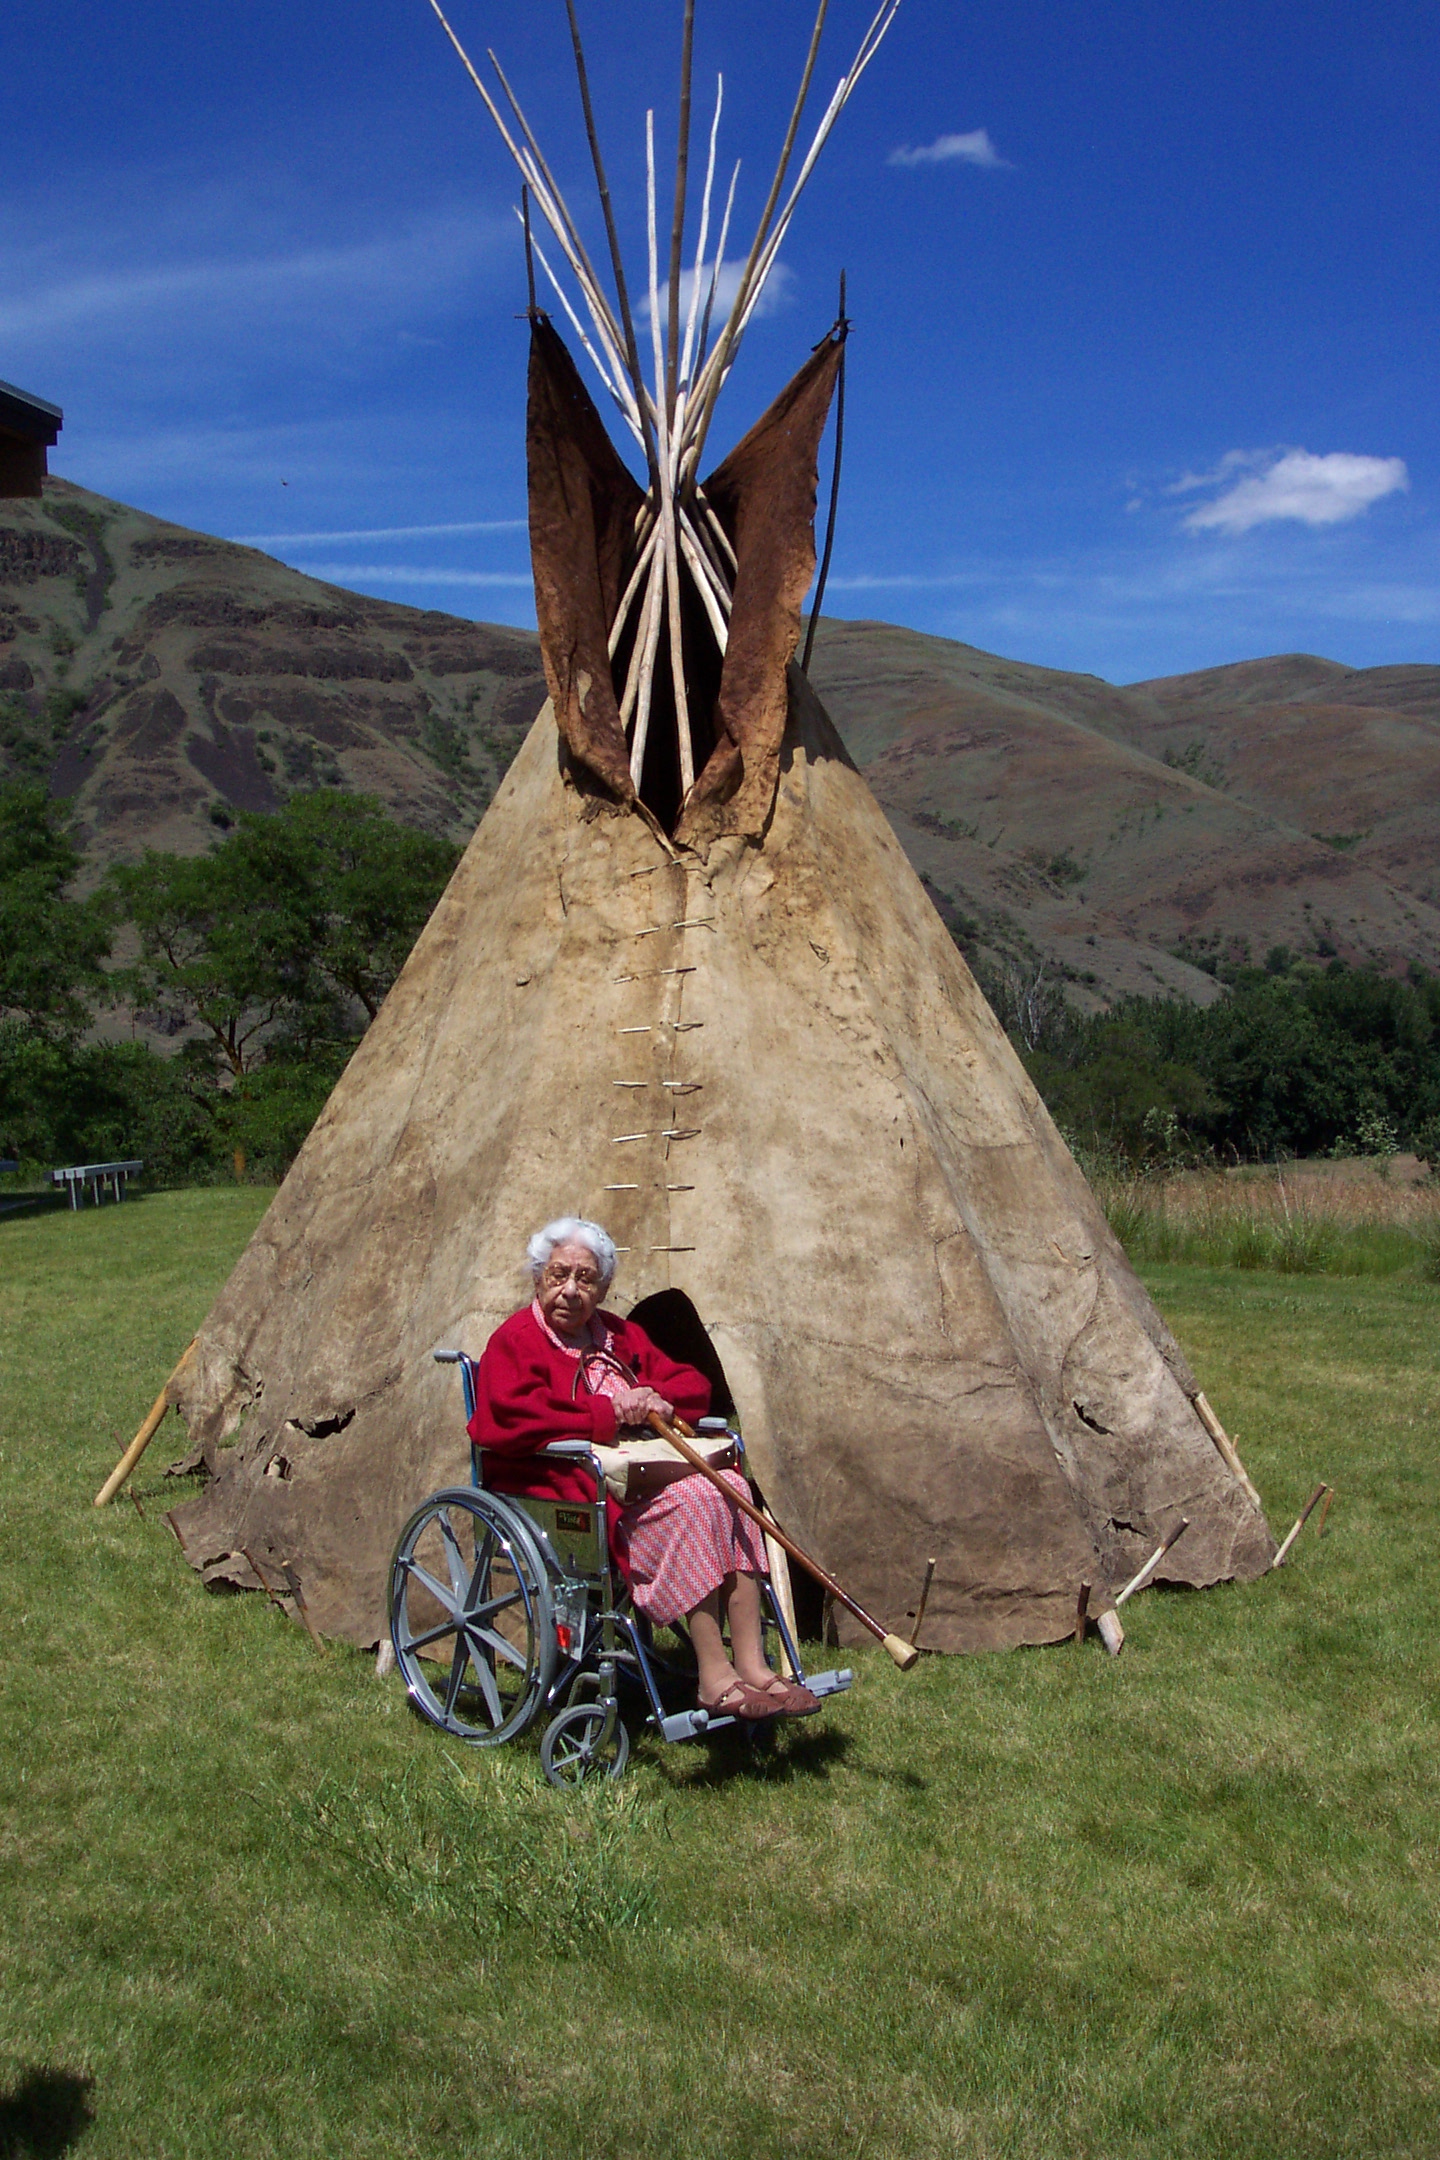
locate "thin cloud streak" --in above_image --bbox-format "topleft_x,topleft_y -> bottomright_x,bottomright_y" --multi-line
235,519 -> 526,545
816,521 -> 1440,679
0,210 -> 507,348
889,129 -> 1010,170
297,564 -> 533,588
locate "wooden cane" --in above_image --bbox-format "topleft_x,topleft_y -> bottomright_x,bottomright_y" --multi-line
94,1338 -> 198,1507
649,1415 -> 919,1669
1271,1483 -> 1329,1569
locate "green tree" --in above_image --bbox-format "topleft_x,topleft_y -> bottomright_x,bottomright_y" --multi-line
109,842 -> 322,1078
241,792 -> 460,1022
0,783 -> 111,1036
108,792 -> 459,1077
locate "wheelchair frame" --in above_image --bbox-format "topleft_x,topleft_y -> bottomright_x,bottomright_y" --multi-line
386,1349 -> 852,1784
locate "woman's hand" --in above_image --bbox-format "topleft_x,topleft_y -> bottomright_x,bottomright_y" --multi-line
612,1384 -> 674,1427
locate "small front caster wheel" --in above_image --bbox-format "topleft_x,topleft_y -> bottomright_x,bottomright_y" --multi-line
540,1703 -> 630,1788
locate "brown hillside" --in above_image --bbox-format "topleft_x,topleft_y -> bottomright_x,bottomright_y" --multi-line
805,623 -> 1440,1001
1118,657 -> 1440,912
3,481 -> 1436,1005
0,477 -> 547,869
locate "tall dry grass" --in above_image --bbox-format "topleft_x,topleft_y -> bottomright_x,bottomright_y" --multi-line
1100,1161 -> 1440,1279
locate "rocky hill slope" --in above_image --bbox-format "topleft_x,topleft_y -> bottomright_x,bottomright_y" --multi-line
806,624 -> 1440,1005
3,478 -> 1437,1008
0,478 -> 547,866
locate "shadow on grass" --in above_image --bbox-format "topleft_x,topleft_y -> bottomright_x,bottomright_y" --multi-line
0,1194 -> 67,1223
0,2066 -> 95,2159
647,1720 -> 859,1790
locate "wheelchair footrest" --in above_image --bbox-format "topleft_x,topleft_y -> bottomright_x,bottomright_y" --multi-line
660,1707 -> 731,1741
657,1667 -> 853,1744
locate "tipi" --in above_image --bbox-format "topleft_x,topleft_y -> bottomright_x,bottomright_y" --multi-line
169,1 -> 1274,1650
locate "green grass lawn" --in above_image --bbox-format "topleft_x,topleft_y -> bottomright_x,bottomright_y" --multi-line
2,1190 -> 1438,2158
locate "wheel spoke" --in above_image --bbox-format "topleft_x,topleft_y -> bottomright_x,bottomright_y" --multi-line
464,1527 -> 498,1608
467,1585 -> 525,1626
400,1617 -> 461,1654
466,1622 -> 530,1672
442,1635 -> 470,1718
465,1640 -> 506,1727
437,1513 -> 471,1600
399,1556 -> 463,1621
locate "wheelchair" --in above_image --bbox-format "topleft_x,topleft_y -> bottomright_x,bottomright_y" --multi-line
386,1349 -> 852,1786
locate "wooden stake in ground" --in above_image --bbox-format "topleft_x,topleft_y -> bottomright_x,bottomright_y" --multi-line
1192,1391 -> 1264,1512
1271,1483 -> 1330,1569
1114,1517 -> 1191,1608
910,1556 -> 936,1651
244,1548 -> 328,1656
1075,1581 -> 1091,1644
93,1338 -> 197,1507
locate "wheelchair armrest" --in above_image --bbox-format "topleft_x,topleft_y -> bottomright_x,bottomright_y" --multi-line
538,1439 -> 607,1496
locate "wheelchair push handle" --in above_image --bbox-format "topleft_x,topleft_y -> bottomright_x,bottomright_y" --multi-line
646,1414 -> 920,1671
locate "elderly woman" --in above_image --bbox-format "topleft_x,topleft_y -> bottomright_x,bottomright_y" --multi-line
469,1216 -> 817,1721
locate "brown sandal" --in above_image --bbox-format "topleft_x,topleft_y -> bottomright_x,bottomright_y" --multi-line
697,1678 -> 783,1721
753,1675 -> 822,1717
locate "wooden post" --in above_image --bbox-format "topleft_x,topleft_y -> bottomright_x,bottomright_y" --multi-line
1271,1484 -> 1329,1569
1193,1391 -> 1263,1511
94,1338 -> 198,1506
910,1557 -> 936,1651
1075,1581 -> 1091,1643
1113,1517 -> 1190,1608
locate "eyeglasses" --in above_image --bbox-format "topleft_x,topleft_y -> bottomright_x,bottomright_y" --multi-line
542,1263 -> 601,1290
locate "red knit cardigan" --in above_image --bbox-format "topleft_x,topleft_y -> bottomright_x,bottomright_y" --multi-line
466,1305 -> 712,1504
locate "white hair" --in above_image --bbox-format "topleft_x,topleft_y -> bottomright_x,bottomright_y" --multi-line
526,1217 -> 617,1290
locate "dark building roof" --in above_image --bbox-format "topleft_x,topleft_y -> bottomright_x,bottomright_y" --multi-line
0,378 -> 64,499
0,379 -> 63,446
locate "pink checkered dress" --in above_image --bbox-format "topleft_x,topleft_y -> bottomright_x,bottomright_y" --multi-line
532,1302 -> 767,1625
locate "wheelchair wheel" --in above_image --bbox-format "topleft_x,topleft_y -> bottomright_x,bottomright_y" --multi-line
540,1703 -> 630,1788
389,1488 -> 556,1746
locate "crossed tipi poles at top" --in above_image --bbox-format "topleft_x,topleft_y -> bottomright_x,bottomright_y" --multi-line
427,0 -> 900,801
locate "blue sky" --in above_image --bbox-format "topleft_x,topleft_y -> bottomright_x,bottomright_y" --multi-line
4,0 -> 1436,683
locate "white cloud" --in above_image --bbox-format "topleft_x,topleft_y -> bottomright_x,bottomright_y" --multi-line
888,130 -> 1009,170
642,259 -> 793,336
1181,448 -> 1409,534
